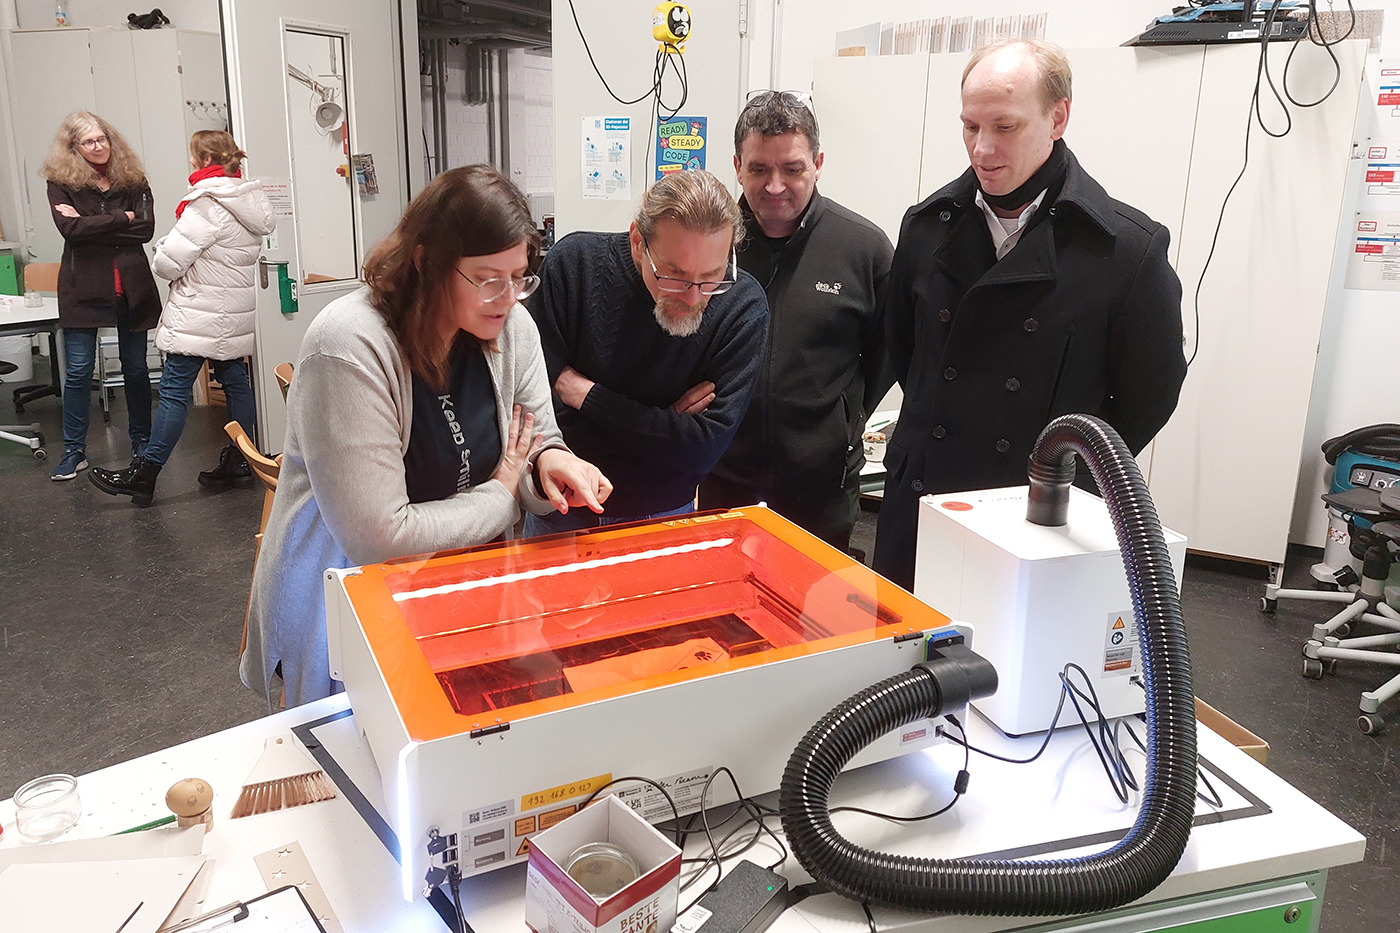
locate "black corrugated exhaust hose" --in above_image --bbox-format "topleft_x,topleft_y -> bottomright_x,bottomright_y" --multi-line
778,413 -> 1196,916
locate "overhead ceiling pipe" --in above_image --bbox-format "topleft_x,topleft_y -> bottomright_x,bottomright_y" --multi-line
440,0 -> 550,21
418,25 -> 551,44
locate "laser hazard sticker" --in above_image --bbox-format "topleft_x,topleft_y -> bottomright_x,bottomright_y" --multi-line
1103,610 -> 1140,677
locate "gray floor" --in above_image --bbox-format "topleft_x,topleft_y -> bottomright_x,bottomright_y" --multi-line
2,370 -> 1397,930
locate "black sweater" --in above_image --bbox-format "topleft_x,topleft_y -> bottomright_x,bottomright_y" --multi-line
528,231 -> 769,517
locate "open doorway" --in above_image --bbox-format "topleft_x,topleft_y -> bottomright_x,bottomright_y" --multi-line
418,0 -> 554,234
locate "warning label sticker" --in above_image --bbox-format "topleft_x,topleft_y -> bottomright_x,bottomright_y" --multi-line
1103,610 -> 1139,677
538,805 -> 577,831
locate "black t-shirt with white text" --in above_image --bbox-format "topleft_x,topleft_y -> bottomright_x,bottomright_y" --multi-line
404,335 -> 501,504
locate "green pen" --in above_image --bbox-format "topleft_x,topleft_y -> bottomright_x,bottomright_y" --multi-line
114,814 -> 177,835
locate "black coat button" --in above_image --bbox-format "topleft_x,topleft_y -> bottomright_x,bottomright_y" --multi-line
912,479 -> 925,492
931,425 -> 946,439
1005,377 -> 1020,392
943,367 -> 957,381
1023,318 -> 1038,332
939,210 -> 952,222
995,439 -> 1011,453
938,308 -> 952,322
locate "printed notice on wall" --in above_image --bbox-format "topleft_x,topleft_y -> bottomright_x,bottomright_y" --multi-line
655,116 -> 707,181
1344,212 -> 1400,291
1361,139 -> 1400,197
260,178 -> 294,216
581,116 -> 631,200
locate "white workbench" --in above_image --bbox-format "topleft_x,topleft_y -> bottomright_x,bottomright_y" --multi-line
0,694 -> 1365,932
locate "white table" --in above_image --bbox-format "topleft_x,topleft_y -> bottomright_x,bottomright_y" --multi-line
0,295 -> 62,414
0,691 -> 1365,933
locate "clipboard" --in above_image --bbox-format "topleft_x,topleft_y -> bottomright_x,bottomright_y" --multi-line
161,885 -> 328,933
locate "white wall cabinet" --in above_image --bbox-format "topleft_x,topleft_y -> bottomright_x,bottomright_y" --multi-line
9,27 -> 227,270
814,41 -> 1366,566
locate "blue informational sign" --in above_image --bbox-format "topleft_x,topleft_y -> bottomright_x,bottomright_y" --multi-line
655,116 -> 707,181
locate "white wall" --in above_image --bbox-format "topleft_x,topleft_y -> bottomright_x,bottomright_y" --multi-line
507,48 -> 554,199
551,0 -> 745,236
747,0 -> 1170,94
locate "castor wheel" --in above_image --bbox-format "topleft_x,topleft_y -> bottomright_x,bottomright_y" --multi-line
1358,713 -> 1386,736
1336,624 -> 1351,638
1324,659 -> 1338,674
1259,597 -> 1278,613
35,432 -> 44,446
1302,659 -> 1324,679
32,447 -> 46,461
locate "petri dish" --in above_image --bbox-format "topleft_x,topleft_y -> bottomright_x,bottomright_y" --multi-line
13,773 -> 82,842
566,841 -> 641,900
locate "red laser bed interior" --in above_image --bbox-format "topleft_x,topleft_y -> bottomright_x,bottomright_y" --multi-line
380,517 -> 902,718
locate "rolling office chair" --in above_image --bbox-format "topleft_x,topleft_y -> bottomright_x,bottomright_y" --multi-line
1295,488 -> 1400,735
12,263 -> 61,415
1261,425 -> 1400,735
0,358 -> 46,459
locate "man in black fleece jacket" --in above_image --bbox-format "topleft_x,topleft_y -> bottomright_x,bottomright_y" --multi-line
525,170 -> 769,533
699,91 -> 893,552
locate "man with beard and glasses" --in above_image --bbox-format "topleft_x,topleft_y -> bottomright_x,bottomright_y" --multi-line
525,169 -> 768,535
873,39 -> 1186,589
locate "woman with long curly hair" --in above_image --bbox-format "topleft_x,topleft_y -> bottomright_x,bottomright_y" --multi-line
42,111 -> 160,482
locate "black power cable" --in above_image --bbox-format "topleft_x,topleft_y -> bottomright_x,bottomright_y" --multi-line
566,0 -> 690,190
1191,0 -> 1357,367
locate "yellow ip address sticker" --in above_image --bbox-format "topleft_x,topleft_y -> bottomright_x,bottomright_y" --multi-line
521,773 -> 613,812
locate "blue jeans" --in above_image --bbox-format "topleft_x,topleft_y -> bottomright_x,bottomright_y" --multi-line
522,501 -> 695,539
62,326 -> 152,454
143,354 -> 256,466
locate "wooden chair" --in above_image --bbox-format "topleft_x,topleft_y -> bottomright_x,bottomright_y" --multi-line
226,421 -> 281,658
273,361 -> 294,401
21,262 -> 60,293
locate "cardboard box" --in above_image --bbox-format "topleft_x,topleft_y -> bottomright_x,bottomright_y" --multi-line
1196,698 -> 1270,766
525,795 -> 681,933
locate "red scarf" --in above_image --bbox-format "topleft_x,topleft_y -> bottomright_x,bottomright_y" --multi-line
175,165 -> 241,219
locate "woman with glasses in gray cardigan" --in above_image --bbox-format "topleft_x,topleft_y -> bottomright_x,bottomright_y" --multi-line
242,165 -> 612,709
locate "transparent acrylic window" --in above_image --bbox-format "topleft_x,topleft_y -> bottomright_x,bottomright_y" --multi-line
377,517 -> 905,719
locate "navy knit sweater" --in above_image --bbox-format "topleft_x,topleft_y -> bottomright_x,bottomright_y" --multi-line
528,231 -> 769,517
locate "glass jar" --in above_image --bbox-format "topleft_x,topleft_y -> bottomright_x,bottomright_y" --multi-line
14,773 -> 82,842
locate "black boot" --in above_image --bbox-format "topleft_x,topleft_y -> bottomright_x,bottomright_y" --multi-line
199,444 -> 251,488
90,457 -> 161,507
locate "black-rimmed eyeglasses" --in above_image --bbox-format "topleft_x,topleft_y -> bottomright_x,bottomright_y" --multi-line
641,238 -> 737,297
455,268 -> 541,303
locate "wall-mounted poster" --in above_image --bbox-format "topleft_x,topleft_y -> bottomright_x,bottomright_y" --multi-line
582,116 -> 632,200
655,116 -> 706,181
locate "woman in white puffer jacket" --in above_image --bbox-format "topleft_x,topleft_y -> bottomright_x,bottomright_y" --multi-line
91,130 -> 275,506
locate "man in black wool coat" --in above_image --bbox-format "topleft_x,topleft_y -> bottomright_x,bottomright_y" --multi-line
874,39 -> 1187,589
